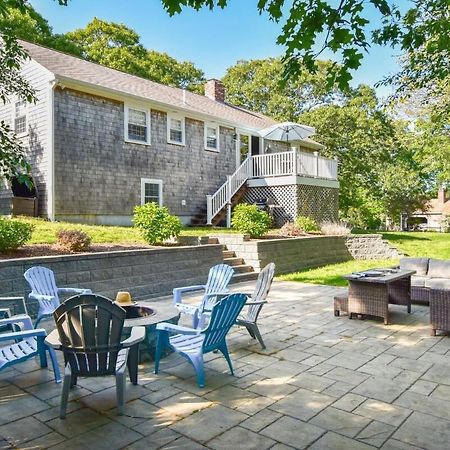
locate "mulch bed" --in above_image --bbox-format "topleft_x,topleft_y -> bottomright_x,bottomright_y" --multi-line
0,243 -> 154,260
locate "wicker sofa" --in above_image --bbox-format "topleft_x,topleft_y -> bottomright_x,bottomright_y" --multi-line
399,257 -> 450,305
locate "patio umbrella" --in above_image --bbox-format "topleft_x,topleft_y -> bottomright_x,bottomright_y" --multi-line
258,121 -> 315,142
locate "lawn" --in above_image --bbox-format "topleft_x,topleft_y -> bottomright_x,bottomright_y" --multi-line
279,231 -> 450,286
17,217 -> 240,244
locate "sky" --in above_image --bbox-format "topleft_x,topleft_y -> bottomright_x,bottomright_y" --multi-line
29,0 -> 403,98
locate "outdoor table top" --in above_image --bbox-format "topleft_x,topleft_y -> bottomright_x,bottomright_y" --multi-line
123,301 -> 179,328
343,268 -> 416,284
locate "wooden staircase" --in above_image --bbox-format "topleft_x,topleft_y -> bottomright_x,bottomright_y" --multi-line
209,237 -> 258,283
191,184 -> 247,226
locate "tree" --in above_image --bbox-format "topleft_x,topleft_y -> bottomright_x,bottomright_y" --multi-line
66,18 -> 205,91
0,0 -> 68,185
222,58 -> 347,121
161,0 -> 450,95
299,86 -> 429,227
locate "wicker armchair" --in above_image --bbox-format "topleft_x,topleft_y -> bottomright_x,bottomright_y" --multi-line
429,289 -> 450,336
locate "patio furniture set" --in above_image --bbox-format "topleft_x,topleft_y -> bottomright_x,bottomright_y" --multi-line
334,257 -> 450,336
0,261 -> 276,418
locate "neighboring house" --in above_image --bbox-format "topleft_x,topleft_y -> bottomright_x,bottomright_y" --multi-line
0,40 -> 339,227
406,188 -> 450,232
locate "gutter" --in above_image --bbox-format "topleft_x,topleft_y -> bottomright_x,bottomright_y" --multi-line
47,79 -> 56,221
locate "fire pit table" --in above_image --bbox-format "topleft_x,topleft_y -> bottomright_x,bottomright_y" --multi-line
121,302 -> 180,363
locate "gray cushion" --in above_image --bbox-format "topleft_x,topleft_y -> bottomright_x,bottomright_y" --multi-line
411,276 -> 429,287
399,258 -> 429,276
427,259 -> 450,278
425,278 -> 450,290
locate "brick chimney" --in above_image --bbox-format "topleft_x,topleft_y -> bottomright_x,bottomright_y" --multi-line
205,79 -> 225,102
438,187 -> 448,204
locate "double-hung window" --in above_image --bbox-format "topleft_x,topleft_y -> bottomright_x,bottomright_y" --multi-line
167,114 -> 185,145
14,99 -> 27,135
204,123 -> 219,152
141,178 -> 162,206
125,105 -> 150,144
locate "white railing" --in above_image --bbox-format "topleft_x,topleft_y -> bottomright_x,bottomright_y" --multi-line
206,150 -> 338,225
252,151 -> 294,177
206,156 -> 252,225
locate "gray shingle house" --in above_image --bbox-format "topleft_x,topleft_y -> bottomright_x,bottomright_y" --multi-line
0,41 -> 339,226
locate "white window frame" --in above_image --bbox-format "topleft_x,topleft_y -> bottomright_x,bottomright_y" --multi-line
13,98 -> 28,137
140,178 -> 163,206
166,113 -> 185,146
124,104 -> 151,145
204,122 -> 220,152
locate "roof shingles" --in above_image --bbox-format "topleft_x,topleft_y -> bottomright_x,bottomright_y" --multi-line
20,40 -> 277,131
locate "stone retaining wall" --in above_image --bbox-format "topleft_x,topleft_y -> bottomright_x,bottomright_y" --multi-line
0,245 -> 223,317
210,234 -> 401,275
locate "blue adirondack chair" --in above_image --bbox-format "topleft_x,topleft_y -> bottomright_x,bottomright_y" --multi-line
0,314 -> 61,383
155,293 -> 247,388
24,266 -> 92,327
173,263 -> 234,327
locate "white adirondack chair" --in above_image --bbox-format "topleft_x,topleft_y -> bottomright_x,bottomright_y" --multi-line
236,262 -> 275,349
173,264 -> 234,327
24,266 -> 92,327
0,314 -> 61,383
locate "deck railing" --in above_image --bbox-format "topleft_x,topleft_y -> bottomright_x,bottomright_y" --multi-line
206,150 -> 338,224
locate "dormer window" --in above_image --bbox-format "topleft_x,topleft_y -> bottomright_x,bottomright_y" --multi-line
204,123 -> 219,152
167,114 -> 185,145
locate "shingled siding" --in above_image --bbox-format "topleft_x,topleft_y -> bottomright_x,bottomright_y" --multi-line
0,60 -> 52,216
0,244 -> 223,318
53,88 -> 236,224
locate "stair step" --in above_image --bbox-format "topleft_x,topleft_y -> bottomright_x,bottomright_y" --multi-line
232,264 -> 254,274
224,257 -> 245,267
208,237 -> 219,244
230,272 -> 258,283
222,250 -> 235,258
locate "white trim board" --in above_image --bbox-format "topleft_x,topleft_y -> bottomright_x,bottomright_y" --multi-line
247,175 -> 339,188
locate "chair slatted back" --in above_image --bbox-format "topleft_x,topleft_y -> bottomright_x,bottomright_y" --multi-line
202,264 -> 234,311
202,293 -> 247,352
24,266 -> 59,301
53,294 -> 125,376
246,263 -> 275,322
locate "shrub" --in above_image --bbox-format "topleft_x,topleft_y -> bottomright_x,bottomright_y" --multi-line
231,203 -> 271,238
278,222 -> 304,237
320,220 -> 352,235
0,218 -> 33,252
56,229 -> 91,252
295,216 -> 320,233
133,202 -> 182,245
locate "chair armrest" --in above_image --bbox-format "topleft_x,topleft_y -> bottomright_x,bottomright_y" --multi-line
173,285 -> 206,304
0,327 -> 47,342
0,314 -> 33,330
156,322 -> 201,335
0,296 -> 27,314
44,329 -> 62,349
121,326 -> 146,348
29,293 -> 56,302
58,288 -> 92,295
244,300 -> 267,306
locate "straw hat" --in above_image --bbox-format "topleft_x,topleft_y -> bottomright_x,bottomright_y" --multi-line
115,291 -> 133,306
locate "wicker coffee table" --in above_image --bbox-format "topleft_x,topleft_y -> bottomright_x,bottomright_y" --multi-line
343,269 -> 416,325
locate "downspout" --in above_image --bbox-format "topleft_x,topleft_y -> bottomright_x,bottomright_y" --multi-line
47,79 -> 56,221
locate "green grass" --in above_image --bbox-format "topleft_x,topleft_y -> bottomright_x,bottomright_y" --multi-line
279,259 -> 399,286
14,217 -> 242,244
279,231 -> 450,287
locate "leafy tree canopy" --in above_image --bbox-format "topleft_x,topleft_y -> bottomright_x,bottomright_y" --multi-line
66,18 -> 205,92
222,58 -> 348,121
161,0 -> 450,98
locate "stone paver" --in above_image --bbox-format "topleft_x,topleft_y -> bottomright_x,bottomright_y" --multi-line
0,280 -> 449,450
261,415 -> 325,449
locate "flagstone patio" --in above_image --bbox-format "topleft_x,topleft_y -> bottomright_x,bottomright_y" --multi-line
1,280 -> 450,450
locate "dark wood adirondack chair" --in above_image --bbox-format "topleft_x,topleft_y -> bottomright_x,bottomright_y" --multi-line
236,262 -> 275,349
45,294 -> 145,418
